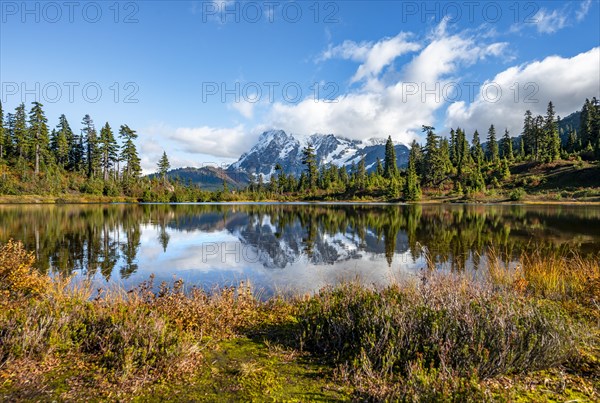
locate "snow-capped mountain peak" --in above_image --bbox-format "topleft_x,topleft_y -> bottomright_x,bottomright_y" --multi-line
228,130 -> 409,180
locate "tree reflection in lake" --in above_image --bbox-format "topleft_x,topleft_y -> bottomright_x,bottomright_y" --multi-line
1,203 -> 599,292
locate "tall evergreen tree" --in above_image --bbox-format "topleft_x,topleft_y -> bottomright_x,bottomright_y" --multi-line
533,115 -> 545,160
580,98 -> 593,149
52,115 -> 72,168
71,132 -> 85,172
501,129 -> 513,161
422,125 -> 446,186
544,102 -> 560,162
586,97 -> 600,157
375,157 -> 384,177
595,103 -> 600,157
518,137 -> 525,159
439,138 -> 453,175
449,128 -> 457,166
522,110 -> 535,158
404,140 -> 421,201
98,122 -> 118,181
567,129 -> 578,153
486,124 -> 499,164
63,115 -> 84,172
28,102 -> 50,174
471,130 -> 484,166
455,128 -> 469,174
383,135 -> 398,179
274,163 -> 285,194
301,143 -> 318,190
501,157 -> 511,180
339,165 -> 349,186
0,101 -> 4,161
119,125 -> 141,179
13,103 -> 28,160
356,156 -> 366,190
82,115 -> 99,177
4,113 -> 15,158
157,151 -> 170,184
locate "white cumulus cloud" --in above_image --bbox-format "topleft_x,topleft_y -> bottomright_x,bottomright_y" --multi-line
445,47 -> 600,137
319,33 -> 422,83
266,19 -> 510,143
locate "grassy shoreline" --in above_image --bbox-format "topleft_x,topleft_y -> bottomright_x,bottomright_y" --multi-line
0,193 -> 599,205
1,241 -> 599,401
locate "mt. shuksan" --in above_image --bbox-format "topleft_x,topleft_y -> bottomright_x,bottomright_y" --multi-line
227,130 -> 410,180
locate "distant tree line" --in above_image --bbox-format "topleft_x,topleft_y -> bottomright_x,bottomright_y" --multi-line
0,101 -> 142,180
0,101 -> 195,200
248,98 -> 599,201
1,98 -> 598,202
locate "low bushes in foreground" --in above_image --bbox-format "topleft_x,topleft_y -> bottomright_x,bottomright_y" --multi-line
298,277 -> 578,400
0,240 -> 598,401
0,240 -> 49,300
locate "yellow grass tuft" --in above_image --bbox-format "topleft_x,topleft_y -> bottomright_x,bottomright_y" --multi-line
0,240 -> 49,300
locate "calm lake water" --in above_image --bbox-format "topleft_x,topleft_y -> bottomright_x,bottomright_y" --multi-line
1,203 -> 600,294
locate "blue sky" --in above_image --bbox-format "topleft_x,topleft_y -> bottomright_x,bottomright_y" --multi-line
1,0 -> 599,172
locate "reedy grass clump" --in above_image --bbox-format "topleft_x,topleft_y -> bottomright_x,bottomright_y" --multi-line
299,274 -> 579,400
486,248 -> 600,311
136,276 -> 296,338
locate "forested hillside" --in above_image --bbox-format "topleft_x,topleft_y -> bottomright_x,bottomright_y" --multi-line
0,98 -> 598,202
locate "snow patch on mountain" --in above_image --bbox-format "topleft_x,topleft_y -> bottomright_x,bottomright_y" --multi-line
227,130 -> 409,180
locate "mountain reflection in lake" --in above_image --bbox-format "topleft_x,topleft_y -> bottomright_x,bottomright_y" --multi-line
1,203 -> 599,295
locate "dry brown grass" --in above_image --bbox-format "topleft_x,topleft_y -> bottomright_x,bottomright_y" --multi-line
486,248 -> 600,308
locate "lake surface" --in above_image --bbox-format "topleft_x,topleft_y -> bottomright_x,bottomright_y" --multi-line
1,203 -> 599,294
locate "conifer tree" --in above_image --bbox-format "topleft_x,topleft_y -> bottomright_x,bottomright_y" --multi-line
439,138 -> 453,175
580,98 -> 593,149
71,132 -> 85,172
98,122 -> 118,181
592,98 -> 600,157
567,130 -> 578,153
52,115 -> 72,168
501,129 -> 513,161
471,130 -> 484,166
157,151 -> 170,184
28,102 -> 49,174
82,115 -> 98,177
375,157 -> 384,177
452,128 -> 468,181
339,165 -> 349,186
274,163 -> 285,194
544,102 -> 560,162
449,128 -> 457,166
356,156 -> 366,190
59,115 -> 77,168
519,137 -> 525,159
501,157 -> 511,180
486,124 -> 499,164
522,110 -> 534,158
0,102 -> 4,161
13,103 -> 28,160
455,128 -> 469,174
119,125 -> 141,179
302,143 -> 318,190
4,113 -> 14,159
383,135 -> 398,179
422,126 -> 445,186
404,140 -> 421,201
